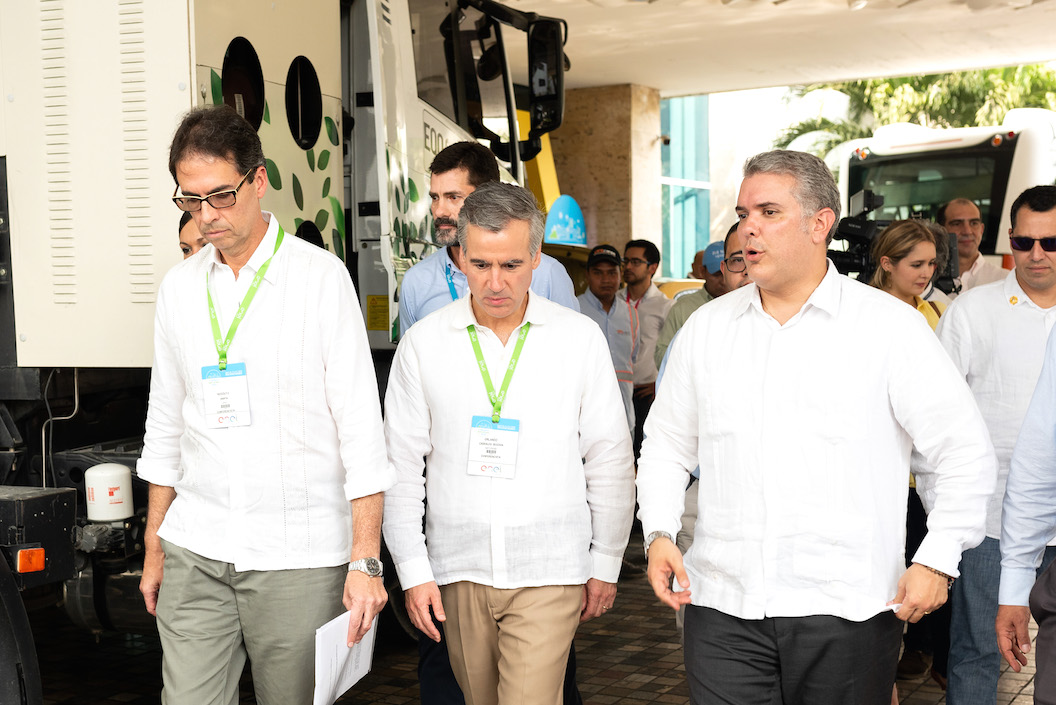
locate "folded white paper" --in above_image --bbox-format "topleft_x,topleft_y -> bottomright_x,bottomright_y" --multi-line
313,612 -> 378,705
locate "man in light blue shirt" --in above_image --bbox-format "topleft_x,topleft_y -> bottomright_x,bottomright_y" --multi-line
578,244 -> 639,434
397,142 -> 577,337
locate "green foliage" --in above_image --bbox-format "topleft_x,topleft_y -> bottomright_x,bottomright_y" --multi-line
317,150 -> 330,171
778,64 -> 1056,158
326,116 -> 339,146
307,149 -> 316,172
210,70 -> 223,106
293,174 -> 304,210
263,101 -> 270,125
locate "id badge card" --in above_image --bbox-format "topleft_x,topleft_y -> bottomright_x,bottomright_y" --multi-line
467,416 -> 519,479
202,363 -> 251,428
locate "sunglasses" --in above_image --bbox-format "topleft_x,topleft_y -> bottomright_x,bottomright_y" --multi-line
1010,236 -> 1056,252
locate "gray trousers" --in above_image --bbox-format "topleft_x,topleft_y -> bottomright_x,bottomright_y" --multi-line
1031,560 -> 1056,705
683,605 -> 901,705
156,539 -> 346,705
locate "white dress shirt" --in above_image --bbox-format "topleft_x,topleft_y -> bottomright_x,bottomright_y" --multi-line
636,261 -> 996,622
935,271 -> 1056,541
956,254 -> 1007,295
578,289 -> 639,434
138,213 -> 395,571
383,293 -> 636,591
626,283 -> 673,386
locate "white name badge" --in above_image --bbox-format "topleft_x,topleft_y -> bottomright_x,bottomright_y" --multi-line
202,363 -> 251,428
467,416 -> 519,479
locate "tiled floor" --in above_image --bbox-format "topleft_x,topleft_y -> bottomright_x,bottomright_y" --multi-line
26,529 -> 1042,704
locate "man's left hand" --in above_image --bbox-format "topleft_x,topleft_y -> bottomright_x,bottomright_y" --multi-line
343,569 -> 388,646
581,578 -> 617,623
887,563 -> 948,623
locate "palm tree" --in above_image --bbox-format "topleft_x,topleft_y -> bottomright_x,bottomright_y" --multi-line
776,64 -> 1056,157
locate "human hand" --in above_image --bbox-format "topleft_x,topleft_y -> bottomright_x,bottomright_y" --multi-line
344,569 -> 388,645
405,581 -> 445,642
580,578 -> 617,623
646,537 -> 692,610
887,563 -> 948,623
996,604 -> 1032,671
139,549 -> 165,616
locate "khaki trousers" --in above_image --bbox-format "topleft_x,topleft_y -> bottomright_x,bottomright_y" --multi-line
440,581 -> 582,705
156,540 -> 346,705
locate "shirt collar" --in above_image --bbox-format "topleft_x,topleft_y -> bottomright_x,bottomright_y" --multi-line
208,211 -> 282,284
450,290 -> 547,331
1002,268 -> 1048,311
739,259 -> 841,321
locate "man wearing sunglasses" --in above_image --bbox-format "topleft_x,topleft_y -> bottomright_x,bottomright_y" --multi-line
988,187 -> 1056,705
928,185 -> 1056,704
939,198 -> 1007,295
138,106 -> 394,705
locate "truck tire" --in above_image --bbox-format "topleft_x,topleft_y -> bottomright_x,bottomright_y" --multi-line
0,557 -> 43,705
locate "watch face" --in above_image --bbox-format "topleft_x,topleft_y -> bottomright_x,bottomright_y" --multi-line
365,557 -> 382,576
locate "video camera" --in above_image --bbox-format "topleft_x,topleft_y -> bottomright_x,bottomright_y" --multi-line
829,190 -> 960,296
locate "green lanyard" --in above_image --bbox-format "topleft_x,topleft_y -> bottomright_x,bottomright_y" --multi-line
206,226 -> 285,370
467,322 -> 530,423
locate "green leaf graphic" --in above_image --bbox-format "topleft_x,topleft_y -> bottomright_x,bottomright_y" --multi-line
265,159 -> 282,190
293,174 -> 304,211
307,149 -> 315,172
294,217 -> 305,230
394,189 -> 402,212
407,179 -> 419,202
393,218 -> 400,238
210,69 -> 223,105
314,209 -> 329,231
409,222 -> 418,242
321,177 -> 331,198
317,150 -> 330,171
332,228 -> 345,260
325,116 -> 339,146
263,101 -> 270,124
329,196 -> 345,237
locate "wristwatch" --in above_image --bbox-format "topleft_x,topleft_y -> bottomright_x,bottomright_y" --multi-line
644,530 -> 674,554
348,557 -> 384,577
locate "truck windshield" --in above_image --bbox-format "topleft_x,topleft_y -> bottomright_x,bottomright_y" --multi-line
848,142 -> 1016,254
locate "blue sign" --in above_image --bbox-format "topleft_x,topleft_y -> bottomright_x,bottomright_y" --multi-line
544,194 -> 587,246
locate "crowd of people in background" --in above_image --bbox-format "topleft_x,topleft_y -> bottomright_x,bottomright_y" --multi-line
149,104 -> 1056,705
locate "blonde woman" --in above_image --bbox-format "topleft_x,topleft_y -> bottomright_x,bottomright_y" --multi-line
870,220 -> 946,329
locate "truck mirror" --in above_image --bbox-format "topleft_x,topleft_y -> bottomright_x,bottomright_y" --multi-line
527,19 -> 565,138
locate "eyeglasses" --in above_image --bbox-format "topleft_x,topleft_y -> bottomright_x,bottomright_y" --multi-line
724,255 -> 746,273
622,257 -> 649,267
172,169 -> 255,212
1010,236 -> 1056,252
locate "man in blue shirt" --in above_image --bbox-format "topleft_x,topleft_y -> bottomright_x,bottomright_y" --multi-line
397,142 -> 577,336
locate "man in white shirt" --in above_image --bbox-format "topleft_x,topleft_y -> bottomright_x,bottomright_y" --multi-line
137,107 -> 394,704
397,141 -> 577,337
578,244 -> 640,434
937,186 -> 1056,704
384,182 -> 635,705
637,149 -> 996,704
621,239 -> 673,458
939,198 -> 1007,295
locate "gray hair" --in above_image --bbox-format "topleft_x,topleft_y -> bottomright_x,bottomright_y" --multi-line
743,150 -> 841,243
457,181 -> 545,257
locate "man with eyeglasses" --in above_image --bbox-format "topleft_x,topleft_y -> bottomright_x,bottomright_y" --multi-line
621,239 -> 673,459
138,106 -> 394,705
939,198 -> 1007,295
986,187 -> 1056,705
923,185 -> 1056,704
654,224 -> 741,368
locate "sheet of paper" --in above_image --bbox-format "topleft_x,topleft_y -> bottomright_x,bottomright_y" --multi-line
313,612 -> 378,705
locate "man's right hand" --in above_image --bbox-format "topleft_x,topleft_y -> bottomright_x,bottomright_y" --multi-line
646,537 -> 692,610
406,581 -> 446,642
140,549 -> 165,616
996,604 -> 1032,671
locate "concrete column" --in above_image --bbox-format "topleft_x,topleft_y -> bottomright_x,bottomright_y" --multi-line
549,84 -> 661,254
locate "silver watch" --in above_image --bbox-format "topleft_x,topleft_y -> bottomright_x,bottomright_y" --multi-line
644,530 -> 674,554
348,557 -> 384,577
